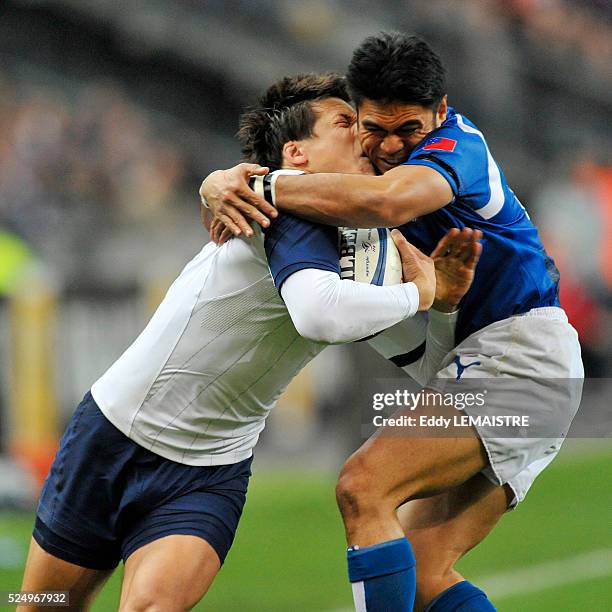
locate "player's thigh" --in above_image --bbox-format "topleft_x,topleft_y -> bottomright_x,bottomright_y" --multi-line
338,395 -> 488,510
119,534 -> 221,612
19,537 -> 113,612
398,474 -> 512,610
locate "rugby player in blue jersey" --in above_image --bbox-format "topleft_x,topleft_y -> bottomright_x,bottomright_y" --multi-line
200,33 -> 583,612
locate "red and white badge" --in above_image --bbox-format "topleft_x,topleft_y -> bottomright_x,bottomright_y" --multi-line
422,137 -> 457,152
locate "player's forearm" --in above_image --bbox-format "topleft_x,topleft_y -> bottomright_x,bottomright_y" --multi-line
274,173 -> 400,228
273,166 -> 448,228
281,269 -> 420,344
402,309 -> 457,386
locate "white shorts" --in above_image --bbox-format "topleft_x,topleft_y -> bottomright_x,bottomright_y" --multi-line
430,307 -> 584,508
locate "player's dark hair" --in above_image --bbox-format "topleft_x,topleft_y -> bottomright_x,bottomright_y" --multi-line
347,32 -> 446,109
238,73 -> 350,169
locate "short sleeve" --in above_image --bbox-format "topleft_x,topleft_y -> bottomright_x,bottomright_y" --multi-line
404,126 -> 488,198
264,213 -> 340,290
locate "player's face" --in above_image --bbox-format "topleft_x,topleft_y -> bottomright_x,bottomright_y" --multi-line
357,98 -> 447,174
300,98 -> 374,175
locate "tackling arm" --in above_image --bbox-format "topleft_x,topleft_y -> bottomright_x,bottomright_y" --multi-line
200,163 -> 454,236
273,165 -> 453,228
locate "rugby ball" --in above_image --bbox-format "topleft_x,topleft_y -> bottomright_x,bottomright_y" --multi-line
339,228 -> 402,285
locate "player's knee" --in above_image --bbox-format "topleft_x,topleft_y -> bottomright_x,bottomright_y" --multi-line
336,455 -> 369,519
121,589 -> 194,612
335,452 -> 388,521
122,599 -> 186,612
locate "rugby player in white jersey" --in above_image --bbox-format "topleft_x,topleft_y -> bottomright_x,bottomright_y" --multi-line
200,35 -> 584,612
19,73 -> 481,612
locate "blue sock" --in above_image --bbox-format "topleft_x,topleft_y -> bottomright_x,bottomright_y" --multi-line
424,581 -> 496,611
347,537 -> 416,611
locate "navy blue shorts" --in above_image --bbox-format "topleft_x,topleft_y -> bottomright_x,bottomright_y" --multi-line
34,392 -> 252,570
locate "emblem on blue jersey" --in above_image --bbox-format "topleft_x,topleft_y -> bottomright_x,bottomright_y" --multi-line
454,356 -> 481,380
423,136 -> 457,152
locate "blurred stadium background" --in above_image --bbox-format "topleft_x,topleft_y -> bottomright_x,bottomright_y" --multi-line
0,0 -> 611,610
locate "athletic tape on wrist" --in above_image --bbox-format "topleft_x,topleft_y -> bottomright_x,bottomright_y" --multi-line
249,170 -> 305,208
248,176 -> 275,207
249,175 -> 265,201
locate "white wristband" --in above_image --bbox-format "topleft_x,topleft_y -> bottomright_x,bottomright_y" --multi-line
268,169 -> 304,207
249,169 -> 305,208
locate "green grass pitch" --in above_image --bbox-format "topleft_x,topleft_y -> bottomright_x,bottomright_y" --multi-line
0,447 -> 610,611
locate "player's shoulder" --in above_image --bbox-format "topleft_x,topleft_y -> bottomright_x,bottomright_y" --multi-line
407,108 -> 491,195
440,107 -> 482,137
418,108 -> 487,158
264,211 -> 336,246
267,210 -> 317,231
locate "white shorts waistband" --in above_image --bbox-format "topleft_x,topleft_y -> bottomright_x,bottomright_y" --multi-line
516,306 -> 567,322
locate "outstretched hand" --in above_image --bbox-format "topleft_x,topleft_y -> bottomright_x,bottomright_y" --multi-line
199,163 -> 276,239
431,227 -> 482,311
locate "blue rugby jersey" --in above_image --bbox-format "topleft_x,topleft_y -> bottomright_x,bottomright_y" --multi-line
263,212 -> 340,290
400,107 -> 560,343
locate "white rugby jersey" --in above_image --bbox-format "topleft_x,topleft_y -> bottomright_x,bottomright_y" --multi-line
92,229 -> 451,466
